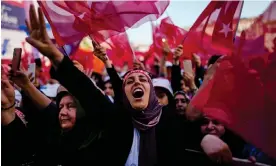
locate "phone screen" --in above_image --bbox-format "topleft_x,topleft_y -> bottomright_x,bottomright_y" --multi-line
28,63 -> 36,83
183,60 -> 193,74
12,48 -> 22,72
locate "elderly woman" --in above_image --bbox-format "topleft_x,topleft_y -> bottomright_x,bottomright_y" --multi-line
25,5 -> 235,166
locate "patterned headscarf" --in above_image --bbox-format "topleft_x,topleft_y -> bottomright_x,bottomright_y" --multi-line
123,69 -> 163,130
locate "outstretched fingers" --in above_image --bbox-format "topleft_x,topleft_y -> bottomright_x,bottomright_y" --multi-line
38,7 -> 48,40
29,4 -> 39,31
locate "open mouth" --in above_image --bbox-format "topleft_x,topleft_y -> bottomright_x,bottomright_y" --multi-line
60,118 -> 70,123
132,87 -> 144,98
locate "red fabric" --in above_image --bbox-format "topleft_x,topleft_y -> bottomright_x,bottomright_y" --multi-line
151,21 -> 173,61
70,48 -> 94,70
104,33 -> 133,68
38,1 -> 169,46
190,2 -> 276,158
183,1 -> 243,57
159,17 -> 187,48
38,1 -> 87,46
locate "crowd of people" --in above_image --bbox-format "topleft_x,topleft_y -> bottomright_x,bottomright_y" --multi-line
2,4 -> 276,166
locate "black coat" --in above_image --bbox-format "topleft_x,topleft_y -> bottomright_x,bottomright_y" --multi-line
8,87 -> 104,165
2,114 -> 37,166
55,56 -> 214,165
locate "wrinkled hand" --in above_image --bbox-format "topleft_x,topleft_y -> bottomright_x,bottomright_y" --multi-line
9,70 -> 33,90
173,45 -> 183,61
192,53 -> 201,67
72,60 -> 84,73
93,45 -> 108,63
183,72 -> 196,89
201,134 -> 232,164
25,5 -> 63,62
1,79 -> 15,109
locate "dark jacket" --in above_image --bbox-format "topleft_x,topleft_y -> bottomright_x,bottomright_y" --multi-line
55,56 -> 223,165
39,101 -> 103,166
14,87 -> 103,165
2,113 -> 37,166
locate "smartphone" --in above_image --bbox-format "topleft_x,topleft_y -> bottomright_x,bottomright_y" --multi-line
28,63 -> 36,83
183,60 -> 193,74
12,48 -> 22,72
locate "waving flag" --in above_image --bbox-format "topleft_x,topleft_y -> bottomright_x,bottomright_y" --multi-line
189,2 -> 276,158
159,17 -> 187,48
105,33 -> 133,67
183,1 -> 243,56
38,1 -> 169,46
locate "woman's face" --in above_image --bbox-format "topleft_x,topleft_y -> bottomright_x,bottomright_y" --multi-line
59,95 -> 77,131
104,82 -> 114,97
154,87 -> 169,106
200,117 -> 225,138
181,80 -> 190,93
124,72 -> 150,110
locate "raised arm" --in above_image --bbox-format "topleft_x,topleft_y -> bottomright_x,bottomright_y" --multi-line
107,65 -> 123,103
160,45 -> 170,77
93,45 -> 124,103
11,71 -> 51,110
192,54 -> 205,88
25,5 -> 113,120
171,45 -> 183,93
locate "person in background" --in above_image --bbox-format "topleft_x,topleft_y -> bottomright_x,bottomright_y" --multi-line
174,91 -> 190,116
152,77 -> 174,107
197,116 -> 246,159
2,74 -> 38,166
24,6 -> 247,165
91,71 -> 105,91
34,58 -> 43,87
171,45 -> 198,98
243,144 -> 276,165
103,76 -> 115,98
103,76 -> 115,103
10,67 -> 104,166
192,53 -> 205,88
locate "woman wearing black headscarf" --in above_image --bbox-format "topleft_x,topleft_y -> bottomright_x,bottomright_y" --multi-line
25,5 -> 233,166
10,70 -> 103,166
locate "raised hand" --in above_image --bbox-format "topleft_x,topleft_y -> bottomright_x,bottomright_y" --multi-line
93,45 -> 108,63
192,53 -> 201,67
201,134 -> 232,164
93,44 -> 113,68
9,70 -> 33,90
173,44 -> 183,61
25,5 -> 63,64
183,72 -> 196,89
162,41 -> 170,56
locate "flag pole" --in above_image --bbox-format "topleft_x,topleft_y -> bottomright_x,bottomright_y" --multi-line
125,29 -> 136,62
233,1 -> 244,41
61,46 -> 69,56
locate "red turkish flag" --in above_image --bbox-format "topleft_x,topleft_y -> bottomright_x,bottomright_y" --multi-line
212,1 -> 243,53
183,1 -> 243,56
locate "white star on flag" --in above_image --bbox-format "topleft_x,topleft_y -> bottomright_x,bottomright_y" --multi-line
219,23 -> 232,38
